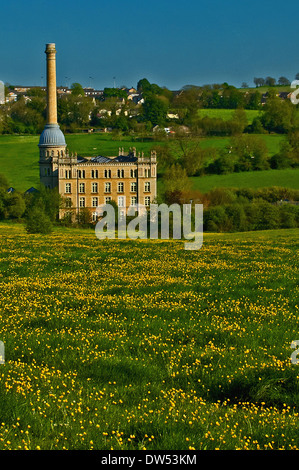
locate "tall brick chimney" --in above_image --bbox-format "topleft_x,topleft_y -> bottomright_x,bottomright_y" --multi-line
39,43 -> 66,188
45,43 -> 58,125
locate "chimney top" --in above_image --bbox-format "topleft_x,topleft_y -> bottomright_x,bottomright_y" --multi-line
45,43 -> 56,52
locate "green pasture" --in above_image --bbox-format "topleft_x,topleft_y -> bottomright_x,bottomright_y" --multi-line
0,133 -> 288,193
190,168 -> 299,194
0,223 -> 298,450
198,108 -> 260,123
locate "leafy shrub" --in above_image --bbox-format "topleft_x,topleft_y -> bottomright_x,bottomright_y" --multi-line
25,207 -> 53,234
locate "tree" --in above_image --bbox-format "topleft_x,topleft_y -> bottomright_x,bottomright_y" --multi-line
103,88 -> 127,100
254,77 -> 265,87
25,206 -> 53,234
142,95 -> 168,127
278,76 -> 290,86
264,76 -> 276,87
163,164 -> 190,197
241,82 -> 249,88
71,82 -> 85,97
57,94 -> 94,130
151,144 -> 176,171
6,192 -> 26,219
260,93 -> 295,133
230,134 -> 269,171
77,207 -> 91,227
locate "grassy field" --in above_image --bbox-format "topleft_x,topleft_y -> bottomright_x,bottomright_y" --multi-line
190,168 -> 299,194
0,133 -> 287,193
0,134 -> 159,192
198,109 -> 260,123
0,222 -> 298,450
240,85 -> 293,94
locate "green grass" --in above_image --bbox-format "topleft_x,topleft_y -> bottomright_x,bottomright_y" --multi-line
190,168 -> 299,193
198,108 -> 260,123
240,85 -> 292,94
0,133 -> 159,192
0,223 -> 298,450
0,133 -> 290,193
65,133 -> 157,157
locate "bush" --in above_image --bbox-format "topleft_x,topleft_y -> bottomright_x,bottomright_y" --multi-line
25,207 -> 53,234
279,204 -> 299,228
207,188 -> 237,206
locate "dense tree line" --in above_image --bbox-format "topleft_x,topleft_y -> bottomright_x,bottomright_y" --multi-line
162,178 -> 299,233
1,77 -> 298,137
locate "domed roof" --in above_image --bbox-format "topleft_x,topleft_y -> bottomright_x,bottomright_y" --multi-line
38,124 -> 66,147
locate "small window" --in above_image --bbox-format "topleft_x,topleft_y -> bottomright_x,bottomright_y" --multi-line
130,196 -> 137,207
118,196 -> 125,208
130,182 -> 137,192
92,182 -> 98,193
144,182 -> 150,192
79,197 -> 85,208
79,183 -> 85,193
104,182 -> 111,193
65,183 -> 71,194
145,196 -> 150,207
117,169 -> 124,178
65,197 -> 72,208
117,182 -> 124,193
78,170 -> 86,179
104,169 -> 111,178
92,197 -> 98,207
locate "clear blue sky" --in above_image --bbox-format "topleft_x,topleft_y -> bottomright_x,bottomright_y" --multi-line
1,0 -> 299,90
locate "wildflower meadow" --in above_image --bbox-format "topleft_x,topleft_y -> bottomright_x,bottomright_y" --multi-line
0,222 -> 298,450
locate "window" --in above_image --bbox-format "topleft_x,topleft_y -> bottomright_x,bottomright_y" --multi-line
117,169 -> 124,178
92,197 -> 98,207
144,168 -> 150,177
104,182 -> 111,193
117,182 -> 124,193
118,196 -> 125,208
144,182 -> 150,192
65,197 -> 72,208
130,182 -> 137,192
79,197 -> 85,208
79,183 -> 85,193
65,170 -> 71,179
78,170 -> 85,178
145,196 -> 150,207
65,183 -> 71,194
92,212 -> 98,222
130,169 -> 137,178
91,170 -> 98,178
47,168 -> 51,176
92,182 -> 98,193
104,169 -> 111,178
130,196 -> 137,207
105,196 -> 112,204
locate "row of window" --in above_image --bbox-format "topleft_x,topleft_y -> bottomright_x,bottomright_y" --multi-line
65,169 -> 150,179
69,196 -> 151,208
44,168 -> 154,179
65,181 -> 151,194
